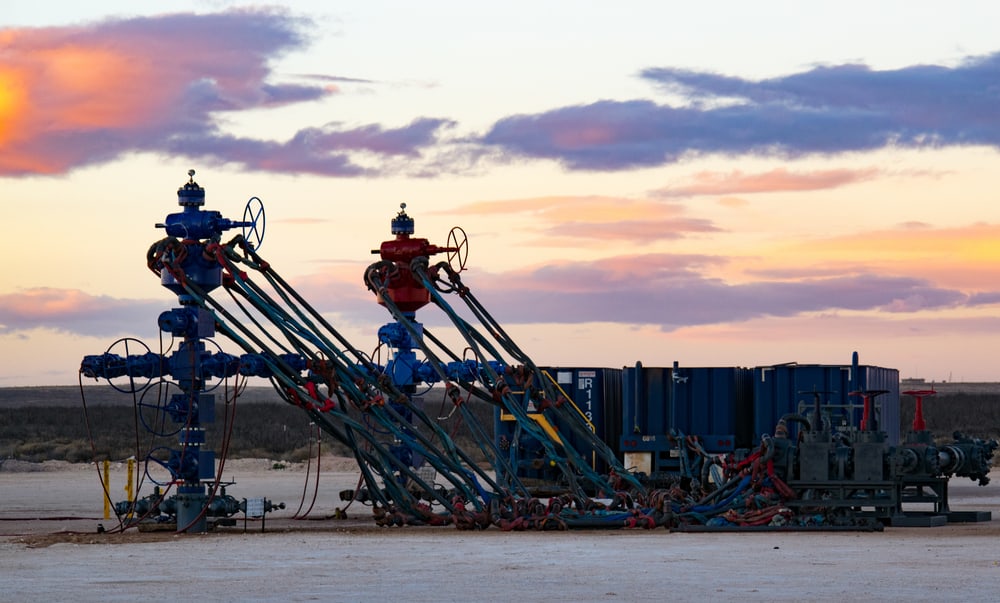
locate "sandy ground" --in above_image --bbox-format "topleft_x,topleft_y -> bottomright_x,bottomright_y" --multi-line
2,459 -> 1000,602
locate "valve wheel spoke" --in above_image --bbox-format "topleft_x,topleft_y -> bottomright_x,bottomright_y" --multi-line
243,196 -> 266,250
446,226 -> 469,272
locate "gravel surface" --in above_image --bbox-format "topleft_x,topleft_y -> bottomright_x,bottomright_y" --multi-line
3,459 -> 999,602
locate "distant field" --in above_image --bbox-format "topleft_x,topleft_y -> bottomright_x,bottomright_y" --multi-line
0,385 -> 283,408
4,382 -> 997,408
900,381 -> 1000,396
1,384 -> 998,464
0,385 -> 492,464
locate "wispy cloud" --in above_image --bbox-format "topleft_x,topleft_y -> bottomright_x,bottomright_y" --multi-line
164,117 -> 454,176
481,53 -> 1000,170
0,10 -> 451,176
655,167 -> 880,198
0,288 -> 164,336
548,218 -> 719,243
443,195 -> 720,244
967,292 -> 1000,306
470,255 -> 969,329
0,271 -> 383,340
7,243 -> 998,340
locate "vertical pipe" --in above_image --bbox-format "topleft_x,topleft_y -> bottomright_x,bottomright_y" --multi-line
103,460 -> 111,520
125,458 -> 135,520
851,351 -> 859,392
851,351 -> 860,427
670,360 -> 679,435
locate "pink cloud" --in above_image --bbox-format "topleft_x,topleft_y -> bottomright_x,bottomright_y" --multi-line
897,221 -> 933,230
716,196 -> 749,208
443,195 -> 658,218
441,195 -> 720,244
5,240 -> 994,344
1,10 -> 311,173
469,258 -> 968,330
542,218 -> 719,244
0,288 -> 163,335
655,167 -> 880,197
2,288 -> 106,317
497,253 -> 723,291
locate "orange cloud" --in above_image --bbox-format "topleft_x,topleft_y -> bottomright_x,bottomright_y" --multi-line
0,11 -> 343,176
1,29 -> 171,155
2,287 -> 104,317
717,196 -> 749,208
0,68 -> 28,146
36,45 -> 156,129
742,223 -> 1000,290
440,195 -> 716,244
656,167 -> 880,197
542,217 -> 719,244
445,195 -> 674,221
0,287 -> 166,337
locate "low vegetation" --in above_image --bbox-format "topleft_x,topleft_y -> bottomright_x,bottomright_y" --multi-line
0,387 -> 495,465
1,402 -> 328,463
898,392 -> 1000,441
0,387 -> 997,465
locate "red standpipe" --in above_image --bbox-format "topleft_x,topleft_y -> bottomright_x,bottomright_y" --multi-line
902,389 -> 936,432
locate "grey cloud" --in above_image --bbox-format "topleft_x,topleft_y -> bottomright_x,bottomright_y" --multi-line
966,292 -> 1000,306
0,291 -> 167,338
480,54 -> 1000,170
467,261 -> 970,329
6,259 -> 979,342
164,118 -> 454,177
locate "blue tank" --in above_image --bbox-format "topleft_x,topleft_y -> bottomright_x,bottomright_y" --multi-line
753,354 -> 900,445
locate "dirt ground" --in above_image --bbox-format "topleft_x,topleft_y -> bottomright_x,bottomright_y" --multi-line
2,459 -> 1000,602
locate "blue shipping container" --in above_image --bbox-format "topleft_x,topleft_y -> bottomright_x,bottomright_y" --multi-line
620,363 -> 754,462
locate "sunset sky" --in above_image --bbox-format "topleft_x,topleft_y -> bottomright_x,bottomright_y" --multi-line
4,1 -> 1000,386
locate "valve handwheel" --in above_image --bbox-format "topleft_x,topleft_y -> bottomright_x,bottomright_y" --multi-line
243,196 -> 266,250
137,380 -> 184,437
105,337 -> 153,394
446,226 -> 469,272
